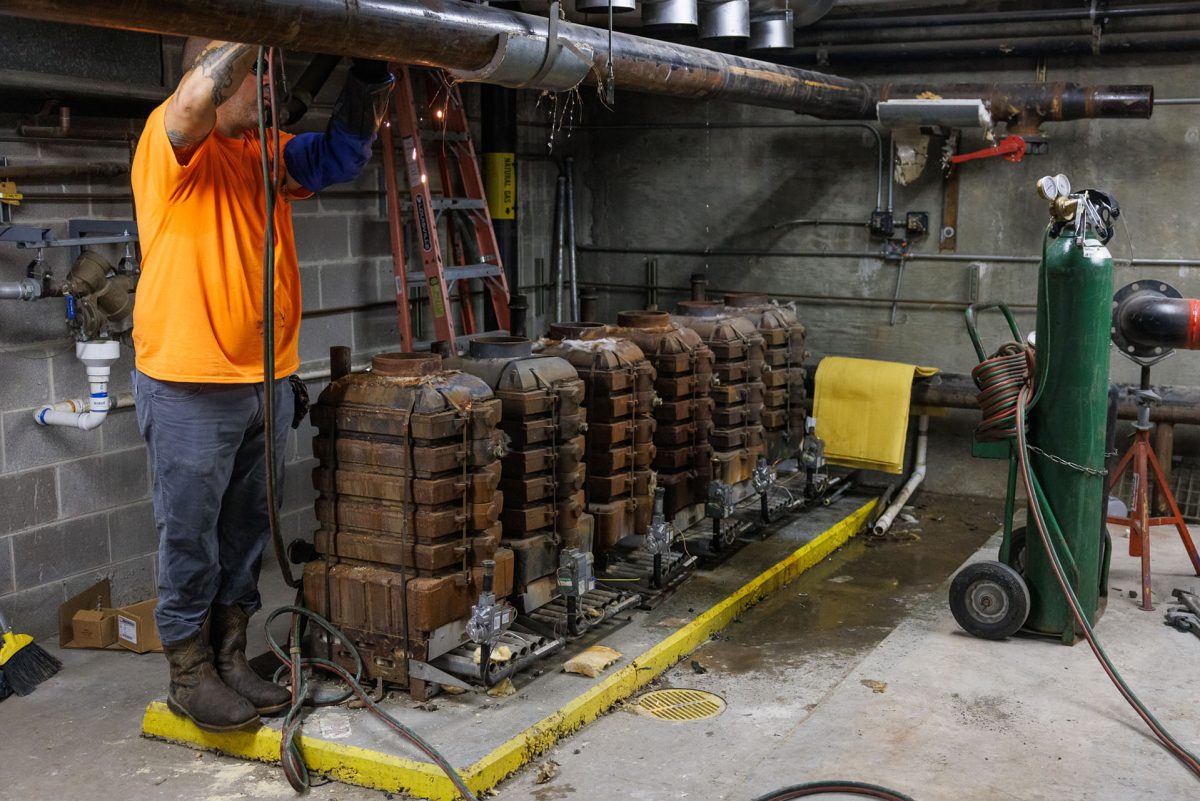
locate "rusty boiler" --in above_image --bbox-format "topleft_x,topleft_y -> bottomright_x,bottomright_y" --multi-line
672,301 -> 766,489
444,335 -> 591,612
613,310 -> 716,519
722,293 -> 809,461
539,321 -> 656,564
304,351 -> 512,692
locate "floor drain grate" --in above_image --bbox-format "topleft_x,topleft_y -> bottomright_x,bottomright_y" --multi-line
633,688 -> 726,722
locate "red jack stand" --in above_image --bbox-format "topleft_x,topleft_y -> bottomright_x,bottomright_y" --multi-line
1106,367 -> 1200,610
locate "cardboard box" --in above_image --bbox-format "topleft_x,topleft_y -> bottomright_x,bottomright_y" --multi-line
71,608 -> 118,649
59,579 -> 121,650
117,598 -> 162,654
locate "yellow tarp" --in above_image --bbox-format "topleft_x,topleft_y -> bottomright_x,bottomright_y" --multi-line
813,357 -> 939,475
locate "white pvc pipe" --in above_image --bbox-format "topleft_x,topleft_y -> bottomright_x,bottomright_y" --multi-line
33,340 -> 122,431
872,414 -> 928,536
43,391 -> 134,414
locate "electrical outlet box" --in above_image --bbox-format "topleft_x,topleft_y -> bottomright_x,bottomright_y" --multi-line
906,212 -> 929,236
869,210 -> 894,239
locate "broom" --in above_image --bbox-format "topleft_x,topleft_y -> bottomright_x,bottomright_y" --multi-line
0,605 -> 61,695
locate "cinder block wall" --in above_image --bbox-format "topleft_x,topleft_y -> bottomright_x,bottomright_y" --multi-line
0,125 -> 408,638
0,27 -> 560,639
0,39 -> 335,638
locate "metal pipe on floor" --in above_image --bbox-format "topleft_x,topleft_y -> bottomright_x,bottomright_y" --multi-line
873,415 -> 928,536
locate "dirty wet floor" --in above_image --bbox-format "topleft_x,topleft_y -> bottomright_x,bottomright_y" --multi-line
493,491 -> 1003,800
696,491 -> 1003,675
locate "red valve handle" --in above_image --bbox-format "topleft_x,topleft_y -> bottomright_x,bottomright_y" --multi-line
949,135 -> 1027,165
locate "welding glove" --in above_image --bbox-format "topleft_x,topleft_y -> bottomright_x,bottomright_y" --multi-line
282,58 -> 394,192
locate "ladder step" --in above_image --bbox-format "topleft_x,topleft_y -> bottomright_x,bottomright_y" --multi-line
419,128 -> 469,141
399,197 -> 487,212
406,262 -> 502,284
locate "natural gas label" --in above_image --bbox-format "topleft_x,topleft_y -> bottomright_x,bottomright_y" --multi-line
484,152 -> 516,220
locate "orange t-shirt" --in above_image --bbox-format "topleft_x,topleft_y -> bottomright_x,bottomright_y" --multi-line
131,99 -> 308,383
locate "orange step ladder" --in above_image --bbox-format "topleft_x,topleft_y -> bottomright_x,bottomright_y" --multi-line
380,65 -> 510,351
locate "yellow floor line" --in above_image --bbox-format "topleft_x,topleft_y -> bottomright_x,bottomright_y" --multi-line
143,499 -> 875,800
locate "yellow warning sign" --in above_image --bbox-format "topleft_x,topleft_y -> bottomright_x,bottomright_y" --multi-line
483,152 -> 516,220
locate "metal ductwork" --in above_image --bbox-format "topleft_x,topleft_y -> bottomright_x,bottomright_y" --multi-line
792,0 -> 835,28
749,1 -> 794,50
700,0 -> 751,39
576,0 -> 637,13
0,0 -> 1155,125
642,0 -> 700,29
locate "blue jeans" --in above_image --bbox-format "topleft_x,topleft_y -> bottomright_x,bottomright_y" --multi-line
134,371 -> 294,645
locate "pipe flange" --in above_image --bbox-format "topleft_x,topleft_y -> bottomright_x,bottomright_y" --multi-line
1111,280 -> 1182,362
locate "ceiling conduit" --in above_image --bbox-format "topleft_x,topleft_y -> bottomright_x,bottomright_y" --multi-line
0,0 -> 1153,125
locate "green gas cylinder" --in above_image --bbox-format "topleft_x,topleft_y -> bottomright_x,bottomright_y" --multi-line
1025,232 -> 1113,640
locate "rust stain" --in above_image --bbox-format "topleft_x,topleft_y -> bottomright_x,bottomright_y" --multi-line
803,80 -> 850,92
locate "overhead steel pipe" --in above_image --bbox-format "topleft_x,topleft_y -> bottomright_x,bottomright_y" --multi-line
0,0 -> 1156,125
0,0 -> 873,118
879,82 -> 1154,134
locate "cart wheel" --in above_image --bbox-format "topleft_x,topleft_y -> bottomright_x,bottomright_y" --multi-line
1004,526 -> 1027,576
949,561 -> 1030,640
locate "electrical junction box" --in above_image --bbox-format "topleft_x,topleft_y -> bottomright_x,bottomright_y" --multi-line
906,212 -> 929,236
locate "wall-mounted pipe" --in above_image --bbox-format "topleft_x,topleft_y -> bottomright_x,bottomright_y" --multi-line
0,162 -> 128,181
809,2 -> 1200,32
0,67 -> 167,107
878,82 -> 1153,135
786,30 -> 1200,65
0,279 -> 44,301
34,340 -> 121,431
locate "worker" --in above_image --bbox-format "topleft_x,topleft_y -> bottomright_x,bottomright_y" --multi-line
130,39 -> 393,732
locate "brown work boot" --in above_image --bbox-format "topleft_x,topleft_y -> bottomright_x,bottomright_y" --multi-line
164,624 -> 260,732
210,603 -> 292,715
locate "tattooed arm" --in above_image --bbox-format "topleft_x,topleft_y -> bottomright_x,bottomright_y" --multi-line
164,41 -> 257,162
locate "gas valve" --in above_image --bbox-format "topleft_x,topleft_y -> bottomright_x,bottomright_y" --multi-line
705,480 -> 736,520
752,456 -> 776,495
466,559 -> 516,645
645,487 -> 675,556
557,548 -> 595,597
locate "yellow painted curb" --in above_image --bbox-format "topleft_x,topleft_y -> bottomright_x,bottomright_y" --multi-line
143,499 -> 875,799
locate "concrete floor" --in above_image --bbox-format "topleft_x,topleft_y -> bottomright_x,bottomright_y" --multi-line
3,492 -> 1198,801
